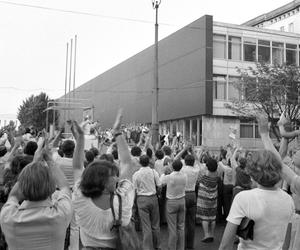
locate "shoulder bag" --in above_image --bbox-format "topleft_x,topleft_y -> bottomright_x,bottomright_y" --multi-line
110,193 -> 141,250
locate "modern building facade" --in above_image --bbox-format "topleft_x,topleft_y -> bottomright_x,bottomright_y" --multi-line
62,15 -> 300,150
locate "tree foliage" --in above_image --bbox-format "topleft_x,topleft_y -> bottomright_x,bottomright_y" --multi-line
17,92 -> 59,131
225,62 -> 300,141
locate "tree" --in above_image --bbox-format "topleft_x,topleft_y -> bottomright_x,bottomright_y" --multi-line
17,92 -> 59,131
225,62 -> 300,141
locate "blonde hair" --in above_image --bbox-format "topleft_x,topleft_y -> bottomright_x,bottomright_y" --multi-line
18,162 -> 56,201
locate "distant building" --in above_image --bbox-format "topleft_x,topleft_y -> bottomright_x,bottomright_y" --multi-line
243,0 -> 300,33
61,15 -> 300,150
0,114 -> 19,129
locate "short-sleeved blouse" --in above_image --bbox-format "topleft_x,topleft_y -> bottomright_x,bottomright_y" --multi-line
73,179 -> 135,249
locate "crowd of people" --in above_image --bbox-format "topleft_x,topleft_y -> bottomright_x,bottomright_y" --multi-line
0,110 -> 299,250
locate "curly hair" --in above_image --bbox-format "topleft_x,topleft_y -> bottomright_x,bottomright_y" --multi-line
246,150 -> 282,188
80,160 -> 119,198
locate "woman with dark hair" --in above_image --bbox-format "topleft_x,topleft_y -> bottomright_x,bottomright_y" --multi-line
0,138 -> 72,250
72,109 -> 137,249
196,157 -> 219,242
219,120 -> 294,250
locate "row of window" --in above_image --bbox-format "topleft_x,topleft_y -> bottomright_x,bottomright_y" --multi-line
213,75 -> 241,100
280,23 -> 294,33
213,34 -> 299,65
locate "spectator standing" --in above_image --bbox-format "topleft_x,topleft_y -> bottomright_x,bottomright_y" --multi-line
181,154 -> 199,249
71,110 -> 138,249
160,160 -> 187,250
196,158 -> 219,242
133,155 -> 161,250
0,137 -> 72,250
54,139 -> 75,188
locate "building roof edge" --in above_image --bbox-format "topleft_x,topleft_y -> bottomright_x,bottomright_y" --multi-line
242,0 -> 300,26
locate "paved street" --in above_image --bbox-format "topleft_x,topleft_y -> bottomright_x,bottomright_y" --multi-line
139,222 -> 238,250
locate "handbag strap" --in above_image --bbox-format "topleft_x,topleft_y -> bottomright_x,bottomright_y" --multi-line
110,193 -> 122,230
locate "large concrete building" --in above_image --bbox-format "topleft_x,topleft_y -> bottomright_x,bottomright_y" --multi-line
63,14 -> 300,150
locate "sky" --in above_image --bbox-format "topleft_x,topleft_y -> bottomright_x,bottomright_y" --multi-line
0,0 -> 291,115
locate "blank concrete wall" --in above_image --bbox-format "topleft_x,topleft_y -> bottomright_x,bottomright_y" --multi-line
63,15 -> 213,128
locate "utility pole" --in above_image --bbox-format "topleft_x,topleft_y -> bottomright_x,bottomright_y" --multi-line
73,35 -> 77,100
151,0 -> 161,147
64,43 -> 69,123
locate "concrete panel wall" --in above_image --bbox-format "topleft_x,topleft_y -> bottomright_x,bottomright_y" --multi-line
63,15 -> 213,128
202,115 -> 238,148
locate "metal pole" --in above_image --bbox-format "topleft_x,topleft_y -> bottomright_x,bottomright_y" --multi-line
73,35 -> 77,100
68,39 -> 73,120
151,0 -> 161,148
64,43 -> 69,123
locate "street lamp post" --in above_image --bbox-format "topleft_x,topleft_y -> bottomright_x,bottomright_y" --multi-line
151,0 -> 161,147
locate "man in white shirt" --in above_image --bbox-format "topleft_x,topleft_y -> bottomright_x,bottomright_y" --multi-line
133,155 -> 161,250
54,140 -> 75,188
181,154 -> 200,249
160,160 -> 187,250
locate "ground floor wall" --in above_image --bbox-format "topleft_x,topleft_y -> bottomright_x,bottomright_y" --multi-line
159,115 -> 264,150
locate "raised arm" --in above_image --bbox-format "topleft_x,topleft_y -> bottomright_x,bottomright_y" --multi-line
257,113 -> 296,185
72,121 -> 85,182
278,113 -> 300,139
50,127 -> 64,149
5,136 -> 22,165
42,146 -> 71,197
112,109 -> 135,181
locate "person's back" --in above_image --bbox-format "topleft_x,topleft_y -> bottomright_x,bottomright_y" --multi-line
229,188 -> 293,250
0,159 -> 72,250
55,140 -> 75,188
1,191 -> 71,250
221,150 -> 294,250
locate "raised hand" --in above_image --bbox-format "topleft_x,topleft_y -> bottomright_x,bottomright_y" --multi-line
73,120 -> 84,136
113,108 -> 123,132
257,113 -> 269,135
278,112 -> 289,126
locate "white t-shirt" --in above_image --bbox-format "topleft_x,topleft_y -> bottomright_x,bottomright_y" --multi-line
227,188 -> 294,250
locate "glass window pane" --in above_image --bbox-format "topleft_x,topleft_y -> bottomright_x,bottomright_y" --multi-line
258,40 -> 270,46
286,49 -> 297,65
213,34 -> 226,59
178,120 -> 184,136
258,46 -> 270,63
272,47 -> 284,65
191,119 -> 197,145
228,36 -> 241,60
184,120 -> 190,141
240,124 -> 253,138
272,42 -> 284,48
255,124 -> 260,138
213,75 -> 227,100
244,43 -> 256,61
286,43 -> 297,49
228,77 -> 241,100
171,121 -> 177,136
